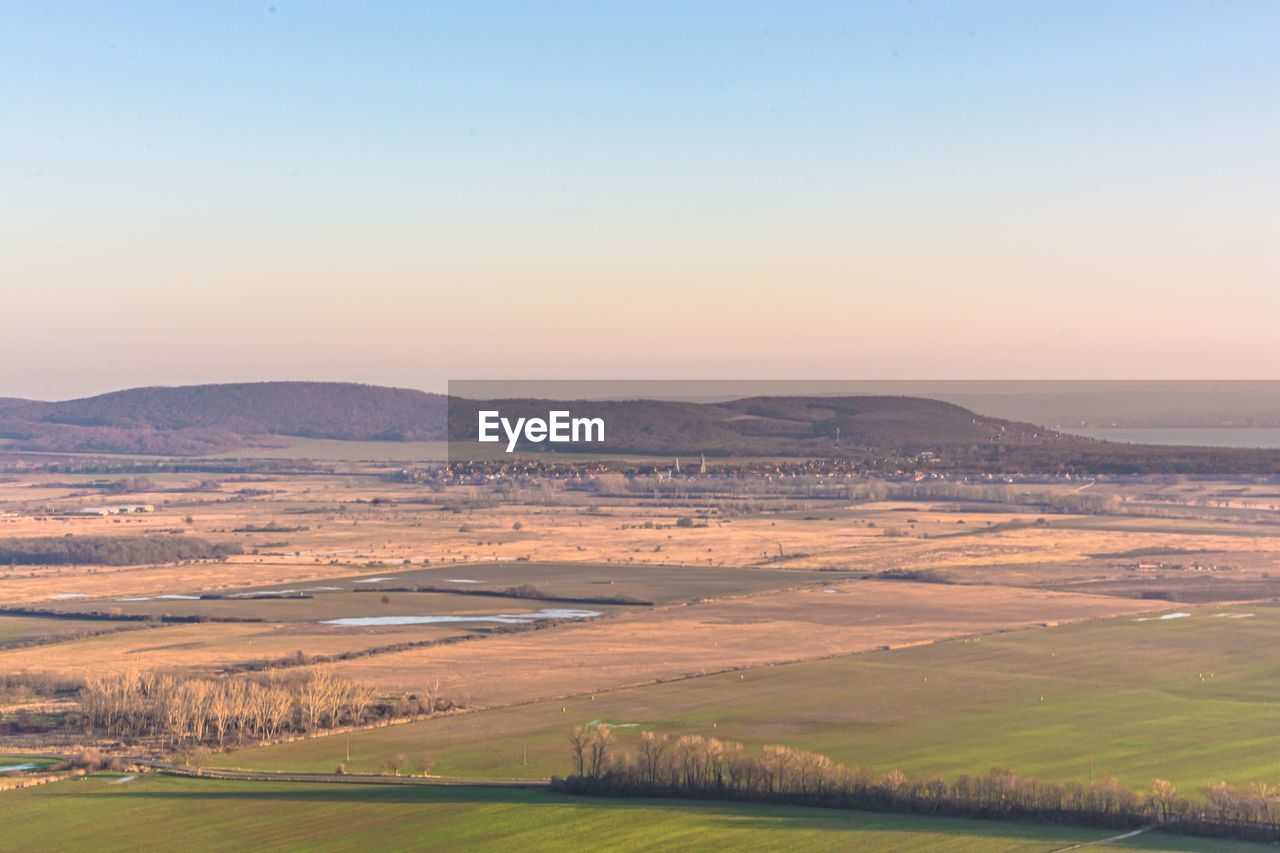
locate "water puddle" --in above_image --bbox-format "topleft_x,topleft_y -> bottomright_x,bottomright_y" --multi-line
0,763 -> 37,773
322,608 -> 601,627
117,594 -> 201,602
1137,612 -> 1192,622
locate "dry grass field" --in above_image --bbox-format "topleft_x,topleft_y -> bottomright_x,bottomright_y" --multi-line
5,470 -> 1280,606
0,620 -> 479,679
305,580 -> 1168,706
1,456 -> 1278,848
3,467 -> 1278,694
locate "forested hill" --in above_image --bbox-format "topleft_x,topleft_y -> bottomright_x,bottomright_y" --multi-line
445,395 -> 1061,456
0,382 -> 447,454
2,385 -> 1059,457
0,382 -> 1278,474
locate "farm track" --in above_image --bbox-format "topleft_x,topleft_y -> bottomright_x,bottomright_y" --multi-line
1047,824 -> 1156,850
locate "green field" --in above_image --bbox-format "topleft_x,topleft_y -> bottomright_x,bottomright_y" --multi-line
0,613 -> 120,647
0,754 -> 60,772
218,605 -> 1280,793
1,775 -> 1251,851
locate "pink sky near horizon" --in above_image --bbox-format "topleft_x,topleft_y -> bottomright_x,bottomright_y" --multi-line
3,2 -> 1276,400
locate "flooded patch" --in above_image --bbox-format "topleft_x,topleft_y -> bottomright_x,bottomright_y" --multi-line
48,593 -> 87,600
1137,612 -> 1192,622
352,577 -> 395,584
1214,612 -> 1255,619
117,594 -> 202,602
585,719 -> 640,728
321,608 -> 601,627
228,589 -> 306,598
304,586 -> 342,592
447,579 -> 480,584
0,763 -> 37,773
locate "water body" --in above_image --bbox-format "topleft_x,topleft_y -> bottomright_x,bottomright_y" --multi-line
0,763 -> 37,773
1062,427 -> 1280,448
116,594 -> 201,602
322,608 -> 601,627
1137,612 -> 1192,622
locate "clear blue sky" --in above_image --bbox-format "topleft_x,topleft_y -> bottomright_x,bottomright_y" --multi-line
2,1 -> 1276,399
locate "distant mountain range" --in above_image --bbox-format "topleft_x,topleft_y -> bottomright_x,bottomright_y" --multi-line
0,382 -> 447,455
1,382 -> 1277,474
444,395 -> 1065,457
0,383 -> 1042,456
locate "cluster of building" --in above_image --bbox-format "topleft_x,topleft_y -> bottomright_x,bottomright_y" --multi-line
77,504 -> 155,516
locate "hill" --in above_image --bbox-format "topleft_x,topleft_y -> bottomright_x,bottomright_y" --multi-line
0,382 -> 447,455
446,395 -> 1062,456
1,382 -> 1279,473
3,385 -> 1040,457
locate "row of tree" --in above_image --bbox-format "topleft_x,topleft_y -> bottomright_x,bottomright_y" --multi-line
0,535 -> 241,566
578,473 -> 1123,515
558,728 -> 1280,842
78,669 -> 387,746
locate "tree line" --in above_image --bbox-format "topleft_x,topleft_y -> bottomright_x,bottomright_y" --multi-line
76,669 -> 440,747
555,728 -> 1280,844
0,535 -> 241,566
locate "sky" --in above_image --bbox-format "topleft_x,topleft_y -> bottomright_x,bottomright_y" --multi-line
2,1 -> 1277,400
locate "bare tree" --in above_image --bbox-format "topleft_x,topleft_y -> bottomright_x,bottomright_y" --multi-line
588,725 -> 614,779
638,731 -> 668,785
1150,778 -> 1178,823
568,726 -> 589,777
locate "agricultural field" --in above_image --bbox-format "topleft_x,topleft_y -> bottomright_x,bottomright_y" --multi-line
0,774 -> 1250,852
0,577 -> 1165,698
3,459 -> 1280,848
218,604 -> 1280,795
0,619 -> 478,679
0,614 -> 127,648
22,560 -> 857,618
4,468 -> 1280,612
285,580 -> 1166,705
